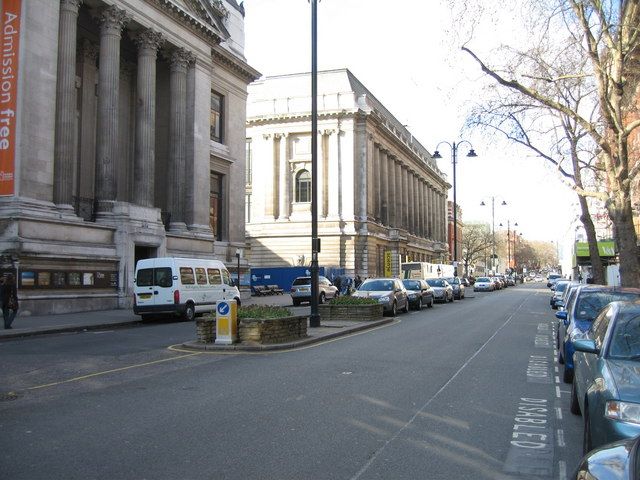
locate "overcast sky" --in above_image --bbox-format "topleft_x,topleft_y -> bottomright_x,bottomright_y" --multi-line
241,0 -> 579,248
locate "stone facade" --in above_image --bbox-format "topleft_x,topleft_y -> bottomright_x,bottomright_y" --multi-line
245,70 -> 450,278
0,0 -> 259,314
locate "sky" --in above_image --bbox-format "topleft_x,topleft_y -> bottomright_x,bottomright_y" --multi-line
241,0 -> 580,248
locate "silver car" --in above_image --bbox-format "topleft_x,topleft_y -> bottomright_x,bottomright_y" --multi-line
352,278 -> 409,316
290,276 -> 338,306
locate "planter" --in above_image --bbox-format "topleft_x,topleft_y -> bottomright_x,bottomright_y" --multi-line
196,318 -> 215,343
239,315 -> 307,344
318,303 -> 384,322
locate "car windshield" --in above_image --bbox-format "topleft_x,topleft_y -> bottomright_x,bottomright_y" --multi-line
555,282 -> 570,292
444,277 -> 459,284
360,279 -> 394,291
292,277 -> 311,286
426,279 -> 445,287
575,291 -> 640,321
608,311 -> 640,359
402,280 -> 420,290
477,277 -> 490,283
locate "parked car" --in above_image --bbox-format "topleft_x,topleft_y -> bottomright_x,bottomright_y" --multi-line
443,276 -> 465,300
556,285 -> 640,383
425,278 -> 454,303
352,278 -> 409,316
473,276 -> 495,292
571,301 -> 640,453
491,277 -> 503,290
290,276 -> 339,306
496,274 -> 509,288
506,276 -> 516,286
547,273 -> 563,288
573,436 -> 640,479
550,280 -> 574,310
402,279 -> 434,310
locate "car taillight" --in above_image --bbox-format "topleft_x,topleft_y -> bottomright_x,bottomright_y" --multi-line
174,290 -> 180,304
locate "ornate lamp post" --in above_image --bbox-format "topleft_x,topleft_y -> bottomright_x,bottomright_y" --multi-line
480,197 -> 507,274
499,220 -> 518,273
432,141 -> 477,276
309,0 -> 320,327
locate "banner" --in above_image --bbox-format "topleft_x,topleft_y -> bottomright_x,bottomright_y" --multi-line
0,0 -> 21,196
384,251 -> 392,277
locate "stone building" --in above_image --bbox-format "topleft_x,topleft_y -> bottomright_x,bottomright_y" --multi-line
0,0 -> 259,314
245,70 -> 450,278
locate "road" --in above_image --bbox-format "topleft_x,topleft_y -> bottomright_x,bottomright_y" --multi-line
0,283 -> 584,479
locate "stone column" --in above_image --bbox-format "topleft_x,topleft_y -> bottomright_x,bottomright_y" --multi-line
408,172 -> 415,234
366,133 -> 374,220
402,167 -> 409,230
419,180 -> 425,237
278,133 -> 289,220
373,145 -> 381,221
167,47 -> 191,231
380,149 -> 388,225
388,156 -> 396,228
395,162 -> 402,228
54,0 -> 83,211
133,29 -> 163,207
428,185 -> 434,239
95,5 -> 127,216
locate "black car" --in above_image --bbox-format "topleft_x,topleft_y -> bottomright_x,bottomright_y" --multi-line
401,279 -> 434,310
443,276 -> 465,299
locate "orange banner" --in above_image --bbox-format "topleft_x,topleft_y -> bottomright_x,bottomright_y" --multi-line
0,0 -> 21,196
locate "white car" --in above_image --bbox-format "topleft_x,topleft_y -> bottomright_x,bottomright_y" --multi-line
473,276 -> 495,292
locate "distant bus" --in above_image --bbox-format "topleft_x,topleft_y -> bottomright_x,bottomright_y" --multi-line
401,262 -> 455,280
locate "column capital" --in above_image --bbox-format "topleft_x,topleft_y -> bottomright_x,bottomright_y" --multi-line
79,38 -> 98,63
134,29 -> 164,54
60,0 -> 82,13
98,5 -> 128,36
167,47 -> 193,72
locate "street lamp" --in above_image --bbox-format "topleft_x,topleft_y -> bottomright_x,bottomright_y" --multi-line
480,197 -> 507,274
499,220 -> 518,273
432,141 -> 477,276
309,0 -> 320,328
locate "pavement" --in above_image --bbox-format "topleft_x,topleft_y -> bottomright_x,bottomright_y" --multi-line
0,293 -> 393,350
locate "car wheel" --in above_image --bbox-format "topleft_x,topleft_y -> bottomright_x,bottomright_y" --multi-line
570,380 -> 581,415
558,348 -> 565,364
416,297 -> 422,310
583,410 -> 592,454
428,297 -> 434,308
319,292 -> 326,304
402,300 -> 409,313
563,363 -> 573,384
390,301 -> 397,317
292,299 -> 300,306
183,303 -> 196,322
449,293 -> 454,303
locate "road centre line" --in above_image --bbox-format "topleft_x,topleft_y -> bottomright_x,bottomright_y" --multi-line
349,293 -> 531,480
24,353 -> 202,391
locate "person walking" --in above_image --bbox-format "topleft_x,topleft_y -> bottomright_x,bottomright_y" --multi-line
2,274 -> 18,329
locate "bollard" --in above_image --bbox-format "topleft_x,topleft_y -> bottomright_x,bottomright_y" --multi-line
215,300 -> 238,345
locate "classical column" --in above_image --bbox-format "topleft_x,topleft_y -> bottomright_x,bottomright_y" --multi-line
278,133 -> 289,220
366,133 -> 374,220
133,29 -> 163,208
373,145 -> 381,221
54,0 -> 83,211
264,134 -> 275,219
95,5 -> 127,216
380,149 -> 388,225
395,162 -> 402,228
428,184 -> 434,239
402,167 -> 409,230
419,180 -> 425,238
408,172 -> 415,234
167,47 -> 191,231
388,156 -> 396,228
77,39 -> 98,218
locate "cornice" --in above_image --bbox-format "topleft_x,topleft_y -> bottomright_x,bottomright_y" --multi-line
212,45 -> 261,82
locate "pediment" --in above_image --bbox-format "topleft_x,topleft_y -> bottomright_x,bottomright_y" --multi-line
168,0 -> 230,40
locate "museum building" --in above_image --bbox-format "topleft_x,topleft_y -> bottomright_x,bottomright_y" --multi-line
245,69 -> 450,278
0,0 -> 259,314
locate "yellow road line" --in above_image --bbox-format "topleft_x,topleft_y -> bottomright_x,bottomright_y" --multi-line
26,352 -> 201,391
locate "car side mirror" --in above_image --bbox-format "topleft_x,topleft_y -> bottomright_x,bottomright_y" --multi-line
573,339 -> 599,355
555,311 -> 567,321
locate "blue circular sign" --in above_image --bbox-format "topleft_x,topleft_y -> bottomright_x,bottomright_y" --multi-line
217,302 -> 229,315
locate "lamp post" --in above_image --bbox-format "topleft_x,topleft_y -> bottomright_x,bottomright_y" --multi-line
432,141 -> 477,276
235,248 -> 242,289
309,0 -> 320,327
499,220 -> 518,273
480,197 -> 507,274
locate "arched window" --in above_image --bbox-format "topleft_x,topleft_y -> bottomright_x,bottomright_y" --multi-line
295,170 -> 311,203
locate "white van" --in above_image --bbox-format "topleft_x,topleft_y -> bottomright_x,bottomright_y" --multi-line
133,257 -> 240,321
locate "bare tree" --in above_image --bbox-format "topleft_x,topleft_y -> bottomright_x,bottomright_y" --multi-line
461,222 -> 493,276
462,0 -> 640,286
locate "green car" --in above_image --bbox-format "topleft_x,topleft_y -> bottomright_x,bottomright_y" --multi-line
571,301 -> 640,454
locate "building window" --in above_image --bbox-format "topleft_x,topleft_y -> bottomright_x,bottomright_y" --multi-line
210,91 -> 224,143
210,172 -> 224,240
295,170 -> 311,203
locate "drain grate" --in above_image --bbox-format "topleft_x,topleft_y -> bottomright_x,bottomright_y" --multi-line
0,391 -> 20,402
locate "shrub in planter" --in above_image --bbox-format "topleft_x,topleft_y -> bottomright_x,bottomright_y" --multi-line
238,305 -> 292,320
329,296 -> 378,305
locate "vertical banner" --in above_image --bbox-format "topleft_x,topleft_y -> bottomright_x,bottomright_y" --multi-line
384,250 -> 392,277
0,0 -> 21,196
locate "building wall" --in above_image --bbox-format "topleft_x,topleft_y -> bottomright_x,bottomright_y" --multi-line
0,0 -> 259,314
246,70 -> 450,278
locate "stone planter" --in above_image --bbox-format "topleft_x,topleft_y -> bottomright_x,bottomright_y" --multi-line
318,303 -> 384,322
195,318 -> 215,343
239,315 -> 307,344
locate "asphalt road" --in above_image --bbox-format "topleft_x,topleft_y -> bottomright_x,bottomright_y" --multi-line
0,283 -> 584,479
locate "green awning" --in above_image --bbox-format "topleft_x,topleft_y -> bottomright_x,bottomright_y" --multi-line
575,241 -> 616,258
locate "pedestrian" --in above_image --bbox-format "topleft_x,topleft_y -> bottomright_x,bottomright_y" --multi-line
354,275 -> 362,289
2,273 -> 18,329
334,275 -> 342,292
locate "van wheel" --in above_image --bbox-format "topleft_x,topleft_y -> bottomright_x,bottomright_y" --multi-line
319,292 -> 326,304
183,303 -> 196,322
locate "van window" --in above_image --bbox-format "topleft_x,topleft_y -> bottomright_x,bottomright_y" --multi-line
222,269 -> 232,285
208,268 -> 222,285
180,267 -> 195,285
195,268 -> 207,285
155,268 -> 172,288
136,268 -> 153,287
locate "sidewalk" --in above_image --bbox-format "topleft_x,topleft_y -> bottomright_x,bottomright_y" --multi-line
0,295 -> 392,350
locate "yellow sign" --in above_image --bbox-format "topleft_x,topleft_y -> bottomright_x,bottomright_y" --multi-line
215,300 -> 238,345
384,251 -> 392,277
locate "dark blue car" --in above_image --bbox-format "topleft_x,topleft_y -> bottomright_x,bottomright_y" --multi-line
556,285 -> 640,383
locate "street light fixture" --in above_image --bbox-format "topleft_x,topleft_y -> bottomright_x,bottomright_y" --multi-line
499,220 -> 518,273
432,141 -> 477,276
480,197 -> 507,274
309,0 -> 320,328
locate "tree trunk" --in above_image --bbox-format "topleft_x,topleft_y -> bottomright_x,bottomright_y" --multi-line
609,200 -> 640,287
577,196 -> 605,284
